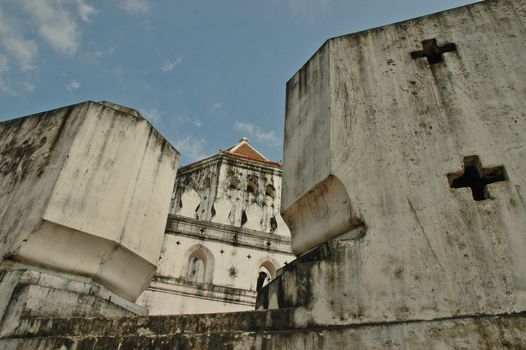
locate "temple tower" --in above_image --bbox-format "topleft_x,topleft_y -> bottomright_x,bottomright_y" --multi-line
137,138 -> 294,314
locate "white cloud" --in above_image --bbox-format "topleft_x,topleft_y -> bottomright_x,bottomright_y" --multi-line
174,136 -> 207,163
0,54 -> 9,74
211,102 -> 223,111
0,78 -> 13,95
161,56 -> 183,72
288,0 -> 331,18
75,0 -> 97,22
0,54 -> 13,95
176,114 -> 202,128
234,121 -> 255,135
23,81 -> 35,93
120,0 -> 151,14
234,121 -> 280,145
0,0 -> 94,87
3,36 -> 38,71
84,46 -> 114,62
20,0 -> 82,56
65,79 -> 80,92
0,8 -> 38,71
0,53 -> 36,95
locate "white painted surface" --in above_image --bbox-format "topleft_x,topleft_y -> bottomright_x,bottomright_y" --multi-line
211,198 -> 232,225
176,189 -> 201,218
0,262 -> 146,336
141,144 -> 294,314
0,101 -> 179,301
243,203 -> 263,231
138,212 -> 294,314
172,153 -> 286,235
274,0 -> 526,326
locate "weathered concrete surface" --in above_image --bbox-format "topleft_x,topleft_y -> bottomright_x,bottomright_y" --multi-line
172,144 -> 288,235
0,101 -> 179,301
3,0 -> 526,348
138,215 -> 293,315
277,0 -> 526,328
0,262 -> 146,337
1,310 -> 525,349
283,0 -> 526,256
138,139 -> 294,314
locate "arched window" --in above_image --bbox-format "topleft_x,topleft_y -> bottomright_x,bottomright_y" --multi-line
188,179 -> 198,191
256,271 -> 268,291
187,255 -> 205,283
246,181 -> 257,194
228,176 -> 241,190
265,184 -> 276,198
246,176 -> 258,194
257,261 -> 276,290
270,216 -> 278,232
183,245 -> 215,284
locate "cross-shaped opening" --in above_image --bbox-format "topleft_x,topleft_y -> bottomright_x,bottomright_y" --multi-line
447,155 -> 507,201
410,38 -> 457,65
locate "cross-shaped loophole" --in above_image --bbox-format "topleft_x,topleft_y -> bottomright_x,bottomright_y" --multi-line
447,155 -> 507,201
411,38 -> 457,65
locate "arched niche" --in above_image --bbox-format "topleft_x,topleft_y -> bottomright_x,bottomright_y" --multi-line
256,260 -> 278,291
246,175 -> 258,194
246,181 -> 257,194
228,176 -> 241,190
202,176 -> 211,189
181,244 -> 215,284
259,260 -> 277,279
265,184 -> 276,198
188,179 -> 198,191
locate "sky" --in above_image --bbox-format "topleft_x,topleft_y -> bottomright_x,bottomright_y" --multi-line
0,0 -> 479,165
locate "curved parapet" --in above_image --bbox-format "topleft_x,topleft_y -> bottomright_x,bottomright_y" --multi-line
282,175 -> 365,255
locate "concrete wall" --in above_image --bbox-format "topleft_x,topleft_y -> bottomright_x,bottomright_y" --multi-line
2,1 -> 526,348
0,104 -> 87,263
137,215 -> 294,314
0,101 -> 179,301
2,308 -> 525,349
0,262 -> 146,337
277,0 -> 526,326
142,151 -> 293,314
138,279 -> 256,315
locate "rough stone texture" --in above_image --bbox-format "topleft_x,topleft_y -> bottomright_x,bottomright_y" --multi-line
283,0 -> 526,257
1,310 -> 525,349
2,0 -> 526,348
172,147 -> 288,235
276,0 -> 526,327
0,262 -> 146,337
0,101 -> 179,302
138,143 -> 294,314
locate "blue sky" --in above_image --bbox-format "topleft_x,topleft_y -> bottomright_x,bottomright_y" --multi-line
0,0 -> 478,164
